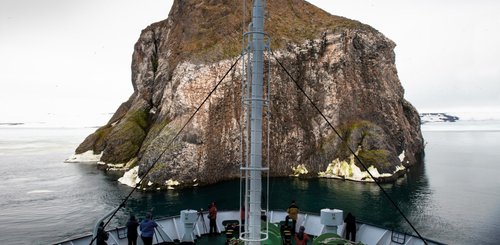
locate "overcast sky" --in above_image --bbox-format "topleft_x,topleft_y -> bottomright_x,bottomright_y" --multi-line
1,0 -> 499,124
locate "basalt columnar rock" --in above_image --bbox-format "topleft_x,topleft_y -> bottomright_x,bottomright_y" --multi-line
75,0 -> 424,188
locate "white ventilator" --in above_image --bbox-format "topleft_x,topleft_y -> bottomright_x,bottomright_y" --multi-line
180,209 -> 198,242
320,208 -> 344,234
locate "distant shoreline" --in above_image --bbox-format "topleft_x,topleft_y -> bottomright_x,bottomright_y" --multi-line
0,122 -> 24,126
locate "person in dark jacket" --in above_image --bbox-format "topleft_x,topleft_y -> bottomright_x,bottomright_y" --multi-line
280,216 -> 293,245
287,200 -> 299,235
96,221 -> 109,245
126,215 -> 139,245
140,212 -> 158,245
344,212 -> 356,242
240,204 -> 246,229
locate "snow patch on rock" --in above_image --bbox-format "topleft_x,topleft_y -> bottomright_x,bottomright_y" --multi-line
291,164 -> 309,177
319,154 -> 405,182
65,150 -> 102,163
118,166 -> 140,188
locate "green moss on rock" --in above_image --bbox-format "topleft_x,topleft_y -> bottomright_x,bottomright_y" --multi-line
164,0 -> 375,64
332,120 -> 397,172
357,149 -> 391,170
140,118 -> 171,153
338,120 -> 377,156
75,124 -> 112,154
100,108 -> 149,164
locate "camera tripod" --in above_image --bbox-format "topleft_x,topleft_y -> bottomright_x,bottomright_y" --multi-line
197,210 -> 207,234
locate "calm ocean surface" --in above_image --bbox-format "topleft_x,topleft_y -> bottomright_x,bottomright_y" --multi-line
1,122 -> 500,245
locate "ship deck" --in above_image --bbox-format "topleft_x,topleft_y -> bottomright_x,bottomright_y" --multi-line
55,210 -> 444,245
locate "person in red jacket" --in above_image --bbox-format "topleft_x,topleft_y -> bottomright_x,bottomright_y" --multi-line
294,226 -> 310,245
208,202 -> 218,236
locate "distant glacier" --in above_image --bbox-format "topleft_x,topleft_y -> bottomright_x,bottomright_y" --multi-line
420,113 -> 459,123
420,112 -> 500,131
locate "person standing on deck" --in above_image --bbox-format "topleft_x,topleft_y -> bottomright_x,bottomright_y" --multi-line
126,214 -> 139,245
209,201 -> 218,236
140,212 -> 157,245
287,200 -> 299,235
344,212 -> 356,242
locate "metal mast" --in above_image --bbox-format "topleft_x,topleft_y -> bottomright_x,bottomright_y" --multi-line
249,0 -> 264,244
240,0 -> 270,244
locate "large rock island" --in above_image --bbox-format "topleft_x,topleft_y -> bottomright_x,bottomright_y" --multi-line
73,0 -> 424,188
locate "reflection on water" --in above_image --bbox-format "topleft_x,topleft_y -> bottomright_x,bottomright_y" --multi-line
126,166 -> 431,233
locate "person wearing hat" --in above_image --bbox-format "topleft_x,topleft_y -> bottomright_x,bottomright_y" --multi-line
287,200 -> 299,235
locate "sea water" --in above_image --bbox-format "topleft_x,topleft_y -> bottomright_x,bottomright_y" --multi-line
0,122 -> 499,244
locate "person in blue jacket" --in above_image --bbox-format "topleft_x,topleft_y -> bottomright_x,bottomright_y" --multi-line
140,212 -> 158,245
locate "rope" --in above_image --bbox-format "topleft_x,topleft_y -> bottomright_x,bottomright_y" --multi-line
270,50 -> 429,245
89,56 -> 241,245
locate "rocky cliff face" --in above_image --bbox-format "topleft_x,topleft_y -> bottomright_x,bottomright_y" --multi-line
76,0 -> 424,188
